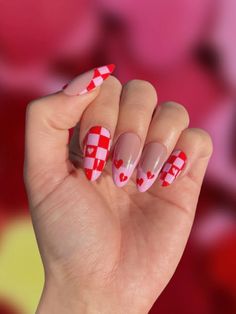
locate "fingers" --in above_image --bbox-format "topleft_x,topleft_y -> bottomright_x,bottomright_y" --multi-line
159,127 -> 213,188
152,128 -> 213,210
141,129 -> 212,294
25,64 -> 212,200
111,80 -> 157,187
136,102 -> 189,192
79,76 -> 122,181
24,64 -> 115,197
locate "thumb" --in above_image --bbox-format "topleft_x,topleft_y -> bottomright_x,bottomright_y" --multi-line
24,65 -> 115,203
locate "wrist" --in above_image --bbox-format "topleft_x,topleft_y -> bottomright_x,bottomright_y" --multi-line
36,276 -> 121,314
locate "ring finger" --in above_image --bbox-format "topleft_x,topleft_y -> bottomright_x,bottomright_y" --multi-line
136,101 -> 190,192
79,76 -> 121,181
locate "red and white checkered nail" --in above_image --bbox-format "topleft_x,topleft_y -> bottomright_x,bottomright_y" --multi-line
63,64 -> 115,96
83,126 -> 111,181
159,150 -> 187,187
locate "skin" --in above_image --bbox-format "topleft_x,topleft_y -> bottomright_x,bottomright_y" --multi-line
24,77 -> 213,314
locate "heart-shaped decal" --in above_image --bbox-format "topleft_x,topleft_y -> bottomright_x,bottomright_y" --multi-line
147,171 -> 154,179
136,178 -> 144,186
114,159 -> 123,169
170,166 -> 178,176
120,172 -> 128,182
87,146 -> 94,155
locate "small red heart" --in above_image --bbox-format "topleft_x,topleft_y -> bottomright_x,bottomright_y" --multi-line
147,171 -> 154,179
169,165 -> 179,176
120,173 -> 128,182
136,178 -> 144,186
114,159 -> 123,169
87,147 -> 94,155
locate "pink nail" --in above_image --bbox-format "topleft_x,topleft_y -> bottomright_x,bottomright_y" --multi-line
83,126 -> 111,181
136,142 -> 167,192
159,149 -> 187,187
63,64 -> 115,96
112,133 -> 141,187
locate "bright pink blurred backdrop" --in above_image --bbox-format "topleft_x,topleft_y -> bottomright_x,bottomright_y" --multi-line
0,0 -> 236,313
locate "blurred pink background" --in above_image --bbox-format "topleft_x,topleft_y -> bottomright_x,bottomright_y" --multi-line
0,0 -> 236,313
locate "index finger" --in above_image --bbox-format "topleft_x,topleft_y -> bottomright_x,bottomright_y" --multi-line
24,65 -> 115,199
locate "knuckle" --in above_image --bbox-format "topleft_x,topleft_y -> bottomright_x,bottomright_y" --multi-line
189,128 -> 213,155
125,79 -> 158,102
107,75 -> 122,90
26,99 -> 42,115
162,101 -> 190,126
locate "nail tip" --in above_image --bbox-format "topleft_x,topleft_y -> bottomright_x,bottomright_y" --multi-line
136,181 -> 149,192
91,173 -> 102,182
62,63 -> 116,96
78,89 -> 87,96
137,186 -> 147,193
84,169 -> 91,181
106,63 -> 116,73
84,168 -> 102,182
112,173 -> 128,188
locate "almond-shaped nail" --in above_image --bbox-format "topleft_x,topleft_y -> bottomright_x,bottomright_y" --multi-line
112,133 -> 141,187
83,126 -> 111,181
63,64 -> 115,96
136,142 -> 167,192
159,149 -> 187,187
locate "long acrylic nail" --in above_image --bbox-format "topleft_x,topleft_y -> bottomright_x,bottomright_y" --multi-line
83,126 -> 111,181
159,149 -> 187,187
112,133 -> 141,187
136,142 -> 167,192
63,64 -> 115,96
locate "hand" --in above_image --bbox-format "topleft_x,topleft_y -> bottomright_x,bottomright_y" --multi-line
24,65 -> 213,314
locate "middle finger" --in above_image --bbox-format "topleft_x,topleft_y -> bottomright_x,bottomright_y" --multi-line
111,80 -> 157,187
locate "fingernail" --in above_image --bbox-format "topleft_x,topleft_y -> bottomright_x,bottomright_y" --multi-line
63,64 -> 115,96
112,133 -> 141,187
136,142 -> 167,192
159,149 -> 187,187
83,126 -> 111,181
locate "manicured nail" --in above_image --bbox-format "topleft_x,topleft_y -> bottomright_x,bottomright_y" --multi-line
136,142 -> 167,192
112,133 -> 141,187
159,149 -> 187,187
63,64 -> 115,96
83,126 -> 111,181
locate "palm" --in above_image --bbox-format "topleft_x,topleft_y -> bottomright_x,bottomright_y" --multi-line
33,159 -> 200,312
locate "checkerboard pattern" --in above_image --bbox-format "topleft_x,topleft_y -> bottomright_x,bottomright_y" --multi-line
159,150 -> 187,187
80,64 -> 115,95
83,126 -> 111,181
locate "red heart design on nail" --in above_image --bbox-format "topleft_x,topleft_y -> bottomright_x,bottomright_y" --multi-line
136,178 -> 144,186
114,159 -> 123,169
120,173 -> 128,182
170,166 -> 179,176
147,171 -> 154,179
87,147 -> 94,155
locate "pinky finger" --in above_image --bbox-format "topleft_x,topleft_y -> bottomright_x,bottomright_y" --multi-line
158,128 -> 213,188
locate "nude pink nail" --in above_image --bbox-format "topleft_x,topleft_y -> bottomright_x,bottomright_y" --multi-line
159,149 -> 187,187
136,142 -> 167,192
112,133 -> 141,187
63,64 -> 115,96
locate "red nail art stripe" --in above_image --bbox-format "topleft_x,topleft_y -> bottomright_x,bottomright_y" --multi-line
84,126 -> 111,181
159,150 -> 187,186
80,64 -> 115,95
